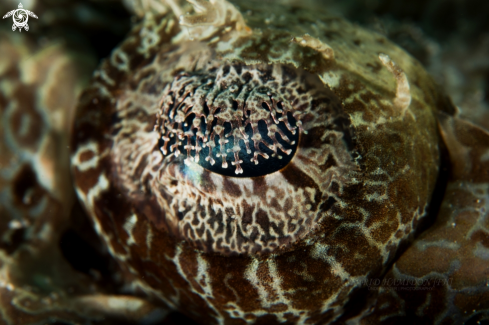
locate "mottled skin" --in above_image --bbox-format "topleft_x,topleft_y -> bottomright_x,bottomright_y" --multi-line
0,32 -> 92,323
70,1 -> 455,324
355,114 -> 489,325
0,26 -> 168,325
1,0 -> 488,324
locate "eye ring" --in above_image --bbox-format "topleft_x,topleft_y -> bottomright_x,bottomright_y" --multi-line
101,61 -> 357,256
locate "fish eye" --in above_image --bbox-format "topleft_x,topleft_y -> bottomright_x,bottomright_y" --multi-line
155,63 -> 348,178
103,58 -> 355,255
71,1 -> 445,322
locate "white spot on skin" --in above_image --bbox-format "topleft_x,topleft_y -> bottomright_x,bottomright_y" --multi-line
196,253 -> 213,297
8,220 -> 23,230
107,296 -> 143,311
378,53 -> 412,118
72,142 -> 99,172
146,222 -> 153,257
348,103 -> 404,128
292,34 -> 335,61
110,48 -> 130,72
209,36 -> 220,43
415,239 -> 461,251
38,223 -> 53,242
123,214 -> 138,246
98,68 -> 116,86
178,0 -> 250,41
304,187 -> 316,202
319,71 -> 340,89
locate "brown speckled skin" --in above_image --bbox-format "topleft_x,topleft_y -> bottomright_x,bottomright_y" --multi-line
355,114 -> 489,325
71,1 -> 453,324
